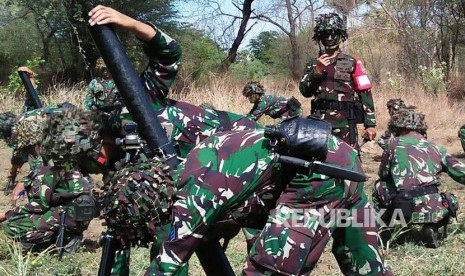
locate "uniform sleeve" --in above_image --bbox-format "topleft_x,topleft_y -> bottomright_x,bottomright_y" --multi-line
439,146 -> 465,184
378,140 -> 397,187
299,59 -> 324,98
142,23 -> 182,101
84,79 -> 98,110
247,100 -> 267,121
358,88 -> 376,127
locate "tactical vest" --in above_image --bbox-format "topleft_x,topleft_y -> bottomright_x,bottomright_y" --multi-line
316,53 -> 357,102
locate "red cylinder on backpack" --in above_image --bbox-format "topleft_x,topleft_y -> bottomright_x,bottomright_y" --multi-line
353,57 -> 372,90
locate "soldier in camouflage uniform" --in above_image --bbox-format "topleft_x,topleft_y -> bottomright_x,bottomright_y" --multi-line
148,116 -> 390,275
84,58 -> 118,111
0,109 -> 103,252
373,109 -> 462,248
299,13 -> 377,148
242,81 -> 302,121
3,105 -> 76,196
87,5 -> 261,159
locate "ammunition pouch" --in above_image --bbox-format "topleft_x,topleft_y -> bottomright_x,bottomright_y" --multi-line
391,186 -> 438,219
66,194 -> 98,222
440,192 -> 459,218
231,204 -> 268,229
286,96 -> 302,115
311,100 -> 364,124
264,116 -> 331,162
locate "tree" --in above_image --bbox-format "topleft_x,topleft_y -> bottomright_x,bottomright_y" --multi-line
248,30 -> 279,63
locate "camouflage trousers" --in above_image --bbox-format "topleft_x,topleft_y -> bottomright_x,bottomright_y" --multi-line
243,193 -> 391,276
3,206 -> 89,249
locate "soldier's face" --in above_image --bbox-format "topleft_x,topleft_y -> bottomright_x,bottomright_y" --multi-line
247,94 -> 260,103
321,29 -> 341,49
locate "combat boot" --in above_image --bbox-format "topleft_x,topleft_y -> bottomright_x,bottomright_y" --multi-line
421,224 -> 440,248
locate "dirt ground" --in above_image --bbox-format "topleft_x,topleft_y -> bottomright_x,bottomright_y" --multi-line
0,126 -> 464,274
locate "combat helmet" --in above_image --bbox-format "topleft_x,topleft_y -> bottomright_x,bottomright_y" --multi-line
0,112 -> 16,144
242,81 -> 265,97
312,13 -> 348,44
389,108 -> 427,135
41,109 -> 106,170
98,155 -> 175,248
95,57 -> 106,69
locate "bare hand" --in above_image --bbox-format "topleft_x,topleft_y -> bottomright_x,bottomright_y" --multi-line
364,127 -> 377,141
315,54 -> 331,74
88,5 -> 133,29
18,66 -> 34,78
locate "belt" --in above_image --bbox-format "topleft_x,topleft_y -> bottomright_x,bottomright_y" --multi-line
400,185 -> 438,198
312,100 -> 353,111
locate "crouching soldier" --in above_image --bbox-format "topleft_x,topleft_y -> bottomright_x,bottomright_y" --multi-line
243,81 -> 302,121
373,109 -> 462,248
148,116 -> 391,275
0,110 -> 103,253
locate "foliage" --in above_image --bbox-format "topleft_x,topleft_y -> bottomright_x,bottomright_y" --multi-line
0,0 -> 179,84
4,57 -> 44,96
229,58 -> 269,82
417,62 -> 447,95
248,31 -> 279,64
174,25 -> 225,85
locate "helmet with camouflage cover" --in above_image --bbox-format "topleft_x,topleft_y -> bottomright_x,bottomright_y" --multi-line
41,109 -> 107,169
386,98 -> 406,116
312,13 -> 348,48
95,57 -> 106,69
242,81 -> 265,97
389,108 -> 427,135
12,107 -> 78,150
98,155 -> 175,248
0,112 -> 16,144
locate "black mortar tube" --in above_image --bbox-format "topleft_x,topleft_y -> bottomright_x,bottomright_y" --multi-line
88,24 -> 178,169
18,71 -> 42,108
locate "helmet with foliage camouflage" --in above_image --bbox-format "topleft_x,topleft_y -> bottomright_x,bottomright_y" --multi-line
312,13 -> 348,43
0,112 -> 16,144
386,98 -> 405,111
41,109 -> 105,169
12,106 -> 80,150
242,81 -> 265,97
389,108 -> 427,135
95,57 -> 107,69
98,155 -> 175,248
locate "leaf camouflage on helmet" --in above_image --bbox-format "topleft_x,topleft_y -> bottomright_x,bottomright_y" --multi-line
243,81 -> 265,97
388,108 -> 427,135
312,13 -> 348,42
98,154 -> 175,248
0,111 -> 16,144
41,109 -> 104,170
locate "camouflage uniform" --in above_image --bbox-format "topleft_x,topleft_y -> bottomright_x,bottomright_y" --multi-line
2,110 -> 100,250
374,109 -> 462,247
148,121 -> 389,275
243,81 -> 302,121
299,13 -> 376,147
85,77 -> 118,111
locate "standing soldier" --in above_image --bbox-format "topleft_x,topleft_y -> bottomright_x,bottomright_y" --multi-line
85,57 -> 118,111
374,109 -> 463,248
243,81 -> 302,121
299,13 -> 377,149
